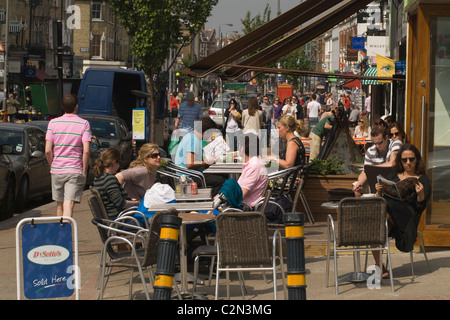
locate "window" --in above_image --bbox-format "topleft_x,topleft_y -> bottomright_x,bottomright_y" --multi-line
92,2 -> 102,20
91,34 -> 101,57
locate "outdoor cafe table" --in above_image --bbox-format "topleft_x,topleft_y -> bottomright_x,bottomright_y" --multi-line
203,162 -> 243,179
175,188 -> 212,202
147,203 -> 216,299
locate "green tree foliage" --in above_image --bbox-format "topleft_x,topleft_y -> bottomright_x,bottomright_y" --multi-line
109,0 -> 218,142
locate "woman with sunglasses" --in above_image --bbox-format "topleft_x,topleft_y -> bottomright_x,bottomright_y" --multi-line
116,143 -> 160,202
388,122 -> 406,143
373,144 -> 431,275
353,115 -> 371,139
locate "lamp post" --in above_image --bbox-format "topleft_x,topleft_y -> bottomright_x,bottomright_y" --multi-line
218,23 -> 233,49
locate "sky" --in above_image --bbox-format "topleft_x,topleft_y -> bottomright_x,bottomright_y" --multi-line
205,0 -> 303,34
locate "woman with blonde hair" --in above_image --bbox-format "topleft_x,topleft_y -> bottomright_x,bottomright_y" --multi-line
274,115 -> 306,168
353,114 -> 371,139
116,143 -> 160,201
93,148 -> 138,219
241,96 -> 263,133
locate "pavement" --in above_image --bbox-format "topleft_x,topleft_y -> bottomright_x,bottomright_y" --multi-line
1,189 -> 450,301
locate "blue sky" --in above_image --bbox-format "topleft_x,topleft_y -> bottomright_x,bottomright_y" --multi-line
205,0 -> 303,34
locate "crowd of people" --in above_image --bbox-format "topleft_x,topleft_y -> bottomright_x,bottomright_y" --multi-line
43,91 -> 429,275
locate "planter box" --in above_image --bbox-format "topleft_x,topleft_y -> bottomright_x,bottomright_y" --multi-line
295,174 -> 358,222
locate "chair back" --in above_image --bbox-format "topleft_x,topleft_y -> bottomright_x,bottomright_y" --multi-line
291,163 -> 312,208
142,209 -> 179,267
337,197 -> 387,247
216,211 -> 271,267
89,187 -> 109,219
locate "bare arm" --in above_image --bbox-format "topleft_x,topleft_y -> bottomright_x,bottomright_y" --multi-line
82,141 -> 90,176
45,140 -> 53,167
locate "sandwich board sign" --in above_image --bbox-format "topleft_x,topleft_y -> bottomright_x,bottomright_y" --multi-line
16,217 -> 80,300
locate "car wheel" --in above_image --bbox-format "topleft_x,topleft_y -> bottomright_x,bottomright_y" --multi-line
0,178 -> 15,220
15,177 -> 28,213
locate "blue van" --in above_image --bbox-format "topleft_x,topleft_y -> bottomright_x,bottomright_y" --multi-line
77,68 -> 147,130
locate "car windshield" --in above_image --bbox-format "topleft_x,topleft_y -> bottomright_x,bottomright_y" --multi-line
212,101 -> 230,109
87,119 -> 118,138
0,130 -> 24,155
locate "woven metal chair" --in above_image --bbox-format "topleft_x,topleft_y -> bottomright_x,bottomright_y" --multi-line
89,186 -> 148,228
214,211 -> 286,300
326,197 -> 394,294
92,210 -> 181,300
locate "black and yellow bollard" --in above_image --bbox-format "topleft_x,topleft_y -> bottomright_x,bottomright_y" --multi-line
153,213 -> 182,300
284,212 -> 306,300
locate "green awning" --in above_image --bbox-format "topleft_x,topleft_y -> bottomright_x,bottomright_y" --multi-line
362,67 -> 379,85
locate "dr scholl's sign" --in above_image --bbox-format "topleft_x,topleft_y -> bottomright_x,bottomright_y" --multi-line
21,223 -> 76,299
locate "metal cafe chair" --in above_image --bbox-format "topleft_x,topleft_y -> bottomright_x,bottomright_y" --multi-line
326,197 -> 394,294
214,211 -> 286,300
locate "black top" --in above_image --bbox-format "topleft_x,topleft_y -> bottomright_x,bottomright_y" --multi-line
279,137 -> 305,167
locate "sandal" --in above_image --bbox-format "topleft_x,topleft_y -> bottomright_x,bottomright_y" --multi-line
382,265 -> 389,279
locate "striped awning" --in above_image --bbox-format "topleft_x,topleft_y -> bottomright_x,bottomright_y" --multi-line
362,67 -> 379,85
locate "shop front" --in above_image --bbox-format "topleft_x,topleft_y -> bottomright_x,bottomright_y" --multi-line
405,1 -> 450,246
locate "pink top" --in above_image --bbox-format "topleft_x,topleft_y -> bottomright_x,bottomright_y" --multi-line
238,156 -> 268,207
46,113 -> 91,174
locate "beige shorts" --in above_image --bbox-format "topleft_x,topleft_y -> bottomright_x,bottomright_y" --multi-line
51,173 -> 86,203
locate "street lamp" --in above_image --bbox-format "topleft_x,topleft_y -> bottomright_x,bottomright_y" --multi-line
218,23 -> 233,49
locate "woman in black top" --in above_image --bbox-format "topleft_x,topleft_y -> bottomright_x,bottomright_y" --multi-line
274,115 -> 306,168
373,144 -> 431,275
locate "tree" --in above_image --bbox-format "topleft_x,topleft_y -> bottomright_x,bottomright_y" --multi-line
278,47 -> 313,90
109,0 -> 218,143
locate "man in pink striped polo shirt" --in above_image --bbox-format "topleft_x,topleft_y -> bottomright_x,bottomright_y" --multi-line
45,93 -> 91,217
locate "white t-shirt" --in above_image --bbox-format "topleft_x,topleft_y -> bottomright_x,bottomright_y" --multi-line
307,100 -> 321,118
282,104 -> 297,117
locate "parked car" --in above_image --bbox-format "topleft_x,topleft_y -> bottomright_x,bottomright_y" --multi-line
79,114 -> 134,169
208,99 -> 244,128
0,123 -> 52,212
0,144 -> 15,220
29,120 -> 102,186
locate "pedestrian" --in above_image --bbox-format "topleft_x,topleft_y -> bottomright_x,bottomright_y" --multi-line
272,95 -> 283,125
174,91 -> 203,133
116,143 -> 160,202
344,92 -> 351,118
348,106 -> 361,127
93,148 -> 139,219
260,95 -> 273,147
5,92 -> 19,123
306,93 -> 321,131
169,92 -> 179,118
241,96 -> 263,134
353,115 -> 371,139
223,98 -> 242,151
45,93 -> 91,217
282,96 -> 297,119
309,107 -> 337,160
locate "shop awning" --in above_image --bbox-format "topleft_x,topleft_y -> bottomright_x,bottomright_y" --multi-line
362,67 -> 380,85
316,81 -> 327,89
343,79 -> 361,88
187,0 -> 375,81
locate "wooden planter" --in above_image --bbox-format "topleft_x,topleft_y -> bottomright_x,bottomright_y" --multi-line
295,174 -> 358,222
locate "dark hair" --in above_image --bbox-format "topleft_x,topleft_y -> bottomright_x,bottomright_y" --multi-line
201,116 -> 217,133
238,133 -> 260,157
388,122 -> 406,142
62,93 -> 78,113
247,97 -> 258,116
94,148 -> 120,178
371,125 -> 388,138
393,143 -> 426,175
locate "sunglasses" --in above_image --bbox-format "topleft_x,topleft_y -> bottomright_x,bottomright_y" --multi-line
148,153 -> 161,159
401,157 -> 416,163
391,131 -> 401,137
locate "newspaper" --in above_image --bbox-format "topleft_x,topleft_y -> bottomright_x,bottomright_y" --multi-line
203,136 -> 229,163
376,175 -> 418,200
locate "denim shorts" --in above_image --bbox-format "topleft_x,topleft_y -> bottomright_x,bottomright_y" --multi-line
51,173 -> 86,203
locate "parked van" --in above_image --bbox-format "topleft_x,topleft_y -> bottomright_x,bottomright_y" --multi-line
77,68 -> 147,130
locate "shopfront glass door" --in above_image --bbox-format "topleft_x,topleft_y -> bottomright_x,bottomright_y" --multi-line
428,17 -> 450,227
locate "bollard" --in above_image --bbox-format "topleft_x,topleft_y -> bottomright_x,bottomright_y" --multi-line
153,213 -> 182,300
284,212 -> 306,300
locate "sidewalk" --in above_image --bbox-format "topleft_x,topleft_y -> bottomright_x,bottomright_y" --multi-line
1,190 -> 450,300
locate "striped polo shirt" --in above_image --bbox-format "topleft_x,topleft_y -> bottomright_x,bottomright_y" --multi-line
364,138 -> 402,166
46,113 -> 91,174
